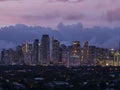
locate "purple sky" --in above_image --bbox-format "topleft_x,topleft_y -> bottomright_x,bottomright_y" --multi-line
0,0 -> 120,28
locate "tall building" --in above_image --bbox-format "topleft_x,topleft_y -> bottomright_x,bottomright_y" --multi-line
40,34 -> 50,65
22,42 -> 33,65
52,38 -> 60,65
81,41 -> 89,66
108,49 -> 115,66
89,46 -> 96,65
33,39 -> 39,65
1,48 -> 17,65
16,45 -> 24,65
0,49 -> 5,64
60,44 -> 68,66
27,44 -> 33,65
59,47 -> 63,63
69,41 -> 81,66
22,42 -> 29,54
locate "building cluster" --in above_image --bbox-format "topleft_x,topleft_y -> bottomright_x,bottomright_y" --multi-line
0,34 -> 120,67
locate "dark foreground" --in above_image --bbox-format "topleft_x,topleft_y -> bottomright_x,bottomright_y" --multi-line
0,65 -> 120,90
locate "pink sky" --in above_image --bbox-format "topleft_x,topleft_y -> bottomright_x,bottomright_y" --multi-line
0,0 -> 120,28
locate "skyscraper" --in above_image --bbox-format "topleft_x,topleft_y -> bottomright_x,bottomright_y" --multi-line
0,49 -> 5,64
70,41 -> 81,66
52,38 -> 60,65
89,45 -> 96,65
16,45 -> 24,65
33,39 -> 39,65
59,47 -> 63,63
81,41 -> 89,66
60,44 -> 67,66
40,34 -> 50,65
22,42 -> 33,65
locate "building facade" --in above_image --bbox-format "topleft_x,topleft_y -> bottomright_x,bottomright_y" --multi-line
40,35 -> 50,65
33,39 -> 39,65
52,39 -> 60,65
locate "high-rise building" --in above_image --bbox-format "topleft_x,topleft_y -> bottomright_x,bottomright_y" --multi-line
59,47 -> 63,63
113,51 -> 120,66
60,44 -> 68,66
40,34 -> 50,65
96,48 -> 109,66
16,45 -> 24,65
72,41 -> 81,55
52,38 -> 60,65
0,48 -> 17,65
0,49 -> 5,64
69,41 -> 81,66
27,43 -> 33,65
22,42 -> 29,54
33,39 -> 39,65
89,46 -> 96,65
81,41 -> 89,66
22,42 -> 33,65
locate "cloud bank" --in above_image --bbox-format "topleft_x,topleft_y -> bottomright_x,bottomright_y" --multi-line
0,23 -> 120,50
48,0 -> 84,3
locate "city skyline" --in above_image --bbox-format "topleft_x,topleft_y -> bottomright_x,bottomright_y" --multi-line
0,1 -> 120,89
0,34 -> 119,66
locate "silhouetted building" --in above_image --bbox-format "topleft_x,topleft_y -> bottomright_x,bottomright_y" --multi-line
33,39 -> 39,65
60,44 -> 68,65
52,38 -> 60,65
81,41 -> 89,66
59,47 -> 63,63
0,49 -> 6,64
16,45 -> 24,65
40,35 -> 50,65
89,46 -> 96,65
27,43 -> 33,65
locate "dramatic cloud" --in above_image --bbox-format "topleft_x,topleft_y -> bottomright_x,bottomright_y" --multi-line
0,23 -> 120,50
48,0 -> 84,3
107,8 -> 120,22
21,13 -> 85,22
64,14 -> 85,20
0,0 -> 14,1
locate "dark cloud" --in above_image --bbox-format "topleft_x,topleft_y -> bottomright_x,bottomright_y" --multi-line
0,0 -> 9,1
49,0 -> 84,3
107,8 -> 120,22
55,0 -> 69,2
21,13 -> 85,22
64,14 -> 85,20
22,13 -> 59,21
0,23 -> 120,49
0,0 -> 16,1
